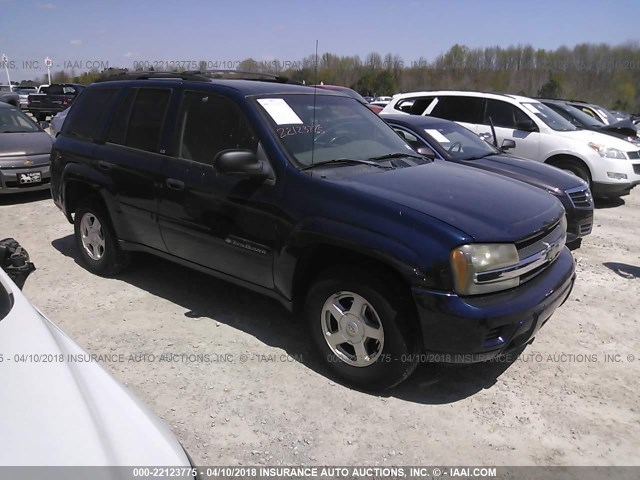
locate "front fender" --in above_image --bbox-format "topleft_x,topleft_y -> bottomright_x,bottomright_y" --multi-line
274,216 -> 429,302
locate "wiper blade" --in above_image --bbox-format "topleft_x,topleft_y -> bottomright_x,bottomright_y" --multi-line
300,158 -> 394,171
369,152 -> 424,161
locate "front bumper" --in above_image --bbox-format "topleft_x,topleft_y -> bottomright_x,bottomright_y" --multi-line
592,180 -> 639,198
411,247 -> 576,362
0,155 -> 51,193
559,197 -> 593,243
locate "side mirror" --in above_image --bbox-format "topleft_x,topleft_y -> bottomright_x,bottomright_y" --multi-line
515,119 -> 537,132
416,146 -> 436,159
501,139 -> 516,150
39,120 -> 50,130
214,150 -> 269,179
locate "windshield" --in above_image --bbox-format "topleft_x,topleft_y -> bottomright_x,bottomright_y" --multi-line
596,107 -> 619,124
554,103 -> 603,128
0,107 -> 41,133
16,88 -> 36,95
423,121 -> 499,160
256,94 -> 415,168
522,102 -> 577,131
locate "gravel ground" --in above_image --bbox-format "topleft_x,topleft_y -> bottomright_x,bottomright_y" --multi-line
1,187 -> 639,467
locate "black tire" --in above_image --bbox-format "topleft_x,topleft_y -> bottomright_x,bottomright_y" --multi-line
74,197 -> 130,276
551,158 -> 591,188
304,267 -> 420,391
567,238 -> 582,251
34,113 -> 46,122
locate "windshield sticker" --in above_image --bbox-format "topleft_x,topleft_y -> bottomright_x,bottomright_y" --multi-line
425,129 -> 451,144
523,103 -> 541,114
276,125 -> 324,138
257,98 -> 303,125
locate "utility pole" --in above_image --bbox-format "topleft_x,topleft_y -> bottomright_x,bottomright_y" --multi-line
45,57 -> 53,84
1,53 -> 11,88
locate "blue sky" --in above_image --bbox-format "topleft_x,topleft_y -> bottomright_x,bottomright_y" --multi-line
1,0 -> 638,81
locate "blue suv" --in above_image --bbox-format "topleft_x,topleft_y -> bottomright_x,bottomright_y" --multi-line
50,72 -> 576,390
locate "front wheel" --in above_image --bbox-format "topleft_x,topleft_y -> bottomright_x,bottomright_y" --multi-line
305,267 -> 420,391
74,198 -> 130,276
553,159 -> 591,188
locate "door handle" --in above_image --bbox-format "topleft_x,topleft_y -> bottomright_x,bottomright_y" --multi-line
166,178 -> 185,191
97,160 -> 113,171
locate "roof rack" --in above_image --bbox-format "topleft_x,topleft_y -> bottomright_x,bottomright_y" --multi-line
184,69 -> 300,84
94,69 -> 301,85
94,71 -> 210,83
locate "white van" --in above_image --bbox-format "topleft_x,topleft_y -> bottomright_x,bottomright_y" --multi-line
381,91 -> 640,198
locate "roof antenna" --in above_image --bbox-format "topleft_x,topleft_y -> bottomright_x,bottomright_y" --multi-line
310,40 -> 319,173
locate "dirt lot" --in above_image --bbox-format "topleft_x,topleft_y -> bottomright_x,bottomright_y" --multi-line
1,187 -> 639,467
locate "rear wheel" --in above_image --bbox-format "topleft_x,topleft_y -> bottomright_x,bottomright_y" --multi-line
305,267 -> 420,391
74,198 -> 130,276
34,113 -> 46,122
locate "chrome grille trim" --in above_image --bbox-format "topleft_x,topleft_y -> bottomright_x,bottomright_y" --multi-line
565,185 -> 593,209
475,221 -> 566,286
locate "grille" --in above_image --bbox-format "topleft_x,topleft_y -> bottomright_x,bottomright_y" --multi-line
580,223 -> 593,235
634,164 -> 640,175
566,186 -> 593,209
627,151 -> 640,159
474,220 -> 567,290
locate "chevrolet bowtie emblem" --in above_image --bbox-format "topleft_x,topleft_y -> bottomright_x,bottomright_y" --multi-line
23,160 -> 33,166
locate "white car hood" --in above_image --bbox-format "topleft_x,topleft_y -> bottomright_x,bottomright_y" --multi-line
554,128 -> 639,152
0,271 -> 190,466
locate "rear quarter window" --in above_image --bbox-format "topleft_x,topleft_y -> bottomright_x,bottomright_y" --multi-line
61,88 -> 119,142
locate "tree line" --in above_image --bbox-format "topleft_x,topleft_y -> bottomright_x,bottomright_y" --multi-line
22,42 -> 640,112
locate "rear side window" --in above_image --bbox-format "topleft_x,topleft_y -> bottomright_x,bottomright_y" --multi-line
429,96 -> 485,124
394,97 -> 436,115
175,91 -> 258,165
62,88 -> 118,142
106,88 -> 171,153
484,99 -> 530,128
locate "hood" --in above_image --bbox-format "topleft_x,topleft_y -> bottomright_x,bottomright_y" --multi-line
555,128 -> 639,151
340,161 -> 564,242
463,154 -> 586,194
598,118 -> 638,138
0,271 -> 189,466
0,131 -> 53,156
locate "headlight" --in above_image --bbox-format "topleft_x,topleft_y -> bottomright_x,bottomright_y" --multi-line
451,243 -> 520,295
588,142 -> 626,159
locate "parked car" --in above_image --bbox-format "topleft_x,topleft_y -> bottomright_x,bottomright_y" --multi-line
15,87 -> 37,110
0,102 -> 52,193
565,100 -> 621,126
51,72 -> 576,390
0,85 -> 19,107
373,96 -> 392,104
381,90 -> 640,198
383,114 -> 594,249
50,107 -> 70,137
312,85 -> 383,113
27,83 -> 84,121
540,99 -> 640,147
0,239 -> 195,467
